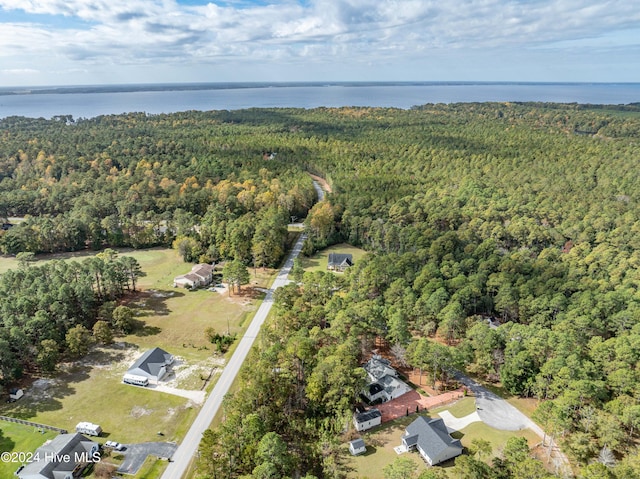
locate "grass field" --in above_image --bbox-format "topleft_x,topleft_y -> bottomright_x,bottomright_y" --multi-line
346,398 -> 541,479
0,422 -> 57,478
346,415 -> 426,479
298,243 -> 368,273
0,246 -> 277,478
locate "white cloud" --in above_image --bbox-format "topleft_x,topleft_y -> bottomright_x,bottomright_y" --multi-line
1,68 -> 40,74
0,0 -> 638,83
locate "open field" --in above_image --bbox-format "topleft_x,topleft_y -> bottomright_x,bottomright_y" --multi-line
347,398 -> 541,479
2,347 -> 199,444
0,247 -> 276,477
0,421 -> 57,478
298,243 -> 368,273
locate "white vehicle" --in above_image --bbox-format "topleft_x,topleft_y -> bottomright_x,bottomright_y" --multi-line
123,374 -> 149,387
104,440 -> 124,450
76,421 -> 102,436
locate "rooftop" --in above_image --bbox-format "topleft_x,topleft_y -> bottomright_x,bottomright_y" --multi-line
355,409 -> 382,423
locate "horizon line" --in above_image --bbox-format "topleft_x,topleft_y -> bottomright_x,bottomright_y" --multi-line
1,80 -> 639,96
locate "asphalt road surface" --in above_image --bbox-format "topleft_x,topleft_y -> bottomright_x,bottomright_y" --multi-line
118,442 -> 178,475
160,232 -> 307,479
454,372 -> 544,433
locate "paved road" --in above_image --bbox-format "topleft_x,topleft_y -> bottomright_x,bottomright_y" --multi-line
161,233 -> 307,479
312,179 -> 325,201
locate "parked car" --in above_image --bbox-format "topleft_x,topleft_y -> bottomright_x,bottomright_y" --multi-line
104,440 -> 124,451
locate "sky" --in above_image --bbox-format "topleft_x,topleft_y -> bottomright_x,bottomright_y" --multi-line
0,0 -> 639,87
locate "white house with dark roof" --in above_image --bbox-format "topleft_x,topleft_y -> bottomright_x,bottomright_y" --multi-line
123,347 -> 174,386
362,355 -> 412,403
364,355 -> 397,382
401,416 -> 463,466
173,263 -> 215,289
17,432 -> 99,479
354,408 -> 382,432
327,253 -> 353,272
349,438 -> 367,456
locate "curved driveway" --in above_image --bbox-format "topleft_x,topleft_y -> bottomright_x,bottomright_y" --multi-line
454,372 -> 544,434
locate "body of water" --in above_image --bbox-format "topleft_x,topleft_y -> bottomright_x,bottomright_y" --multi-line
0,82 -> 638,120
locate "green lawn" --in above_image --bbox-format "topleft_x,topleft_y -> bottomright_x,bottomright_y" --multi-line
0,246 -> 276,470
2,352 -> 198,444
430,396 -> 477,418
0,422 -> 57,478
346,416 -> 427,479
346,399 -> 541,479
298,243 -> 368,273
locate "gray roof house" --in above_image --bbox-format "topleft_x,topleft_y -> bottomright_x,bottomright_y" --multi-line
364,355 -> 397,382
349,438 -> 367,456
174,263 -> 215,289
123,347 -> 174,385
354,408 -> 382,432
17,432 -> 99,479
401,416 -> 463,466
327,253 -> 353,272
362,355 -> 411,403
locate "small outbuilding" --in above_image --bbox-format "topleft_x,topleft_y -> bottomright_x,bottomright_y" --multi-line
9,388 -> 24,401
354,408 -> 382,432
349,438 -> 367,456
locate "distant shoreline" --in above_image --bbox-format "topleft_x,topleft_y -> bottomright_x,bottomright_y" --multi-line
1,81 -> 639,96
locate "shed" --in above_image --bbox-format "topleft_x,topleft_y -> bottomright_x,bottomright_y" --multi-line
9,388 -> 24,400
354,408 -> 382,432
349,438 -> 366,456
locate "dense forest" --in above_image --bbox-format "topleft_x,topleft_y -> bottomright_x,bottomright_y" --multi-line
2,103 -> 640,477
0,112 -> 316,266
0,250 -> 142,381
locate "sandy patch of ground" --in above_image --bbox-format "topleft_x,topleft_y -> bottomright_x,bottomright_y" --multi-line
141,355 -> 224,405
130,405 -> 153,418
29,378 -> 59,402
148,289 -> 176,298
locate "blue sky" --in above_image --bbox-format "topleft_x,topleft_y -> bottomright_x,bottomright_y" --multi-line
0,0 -> 638,86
